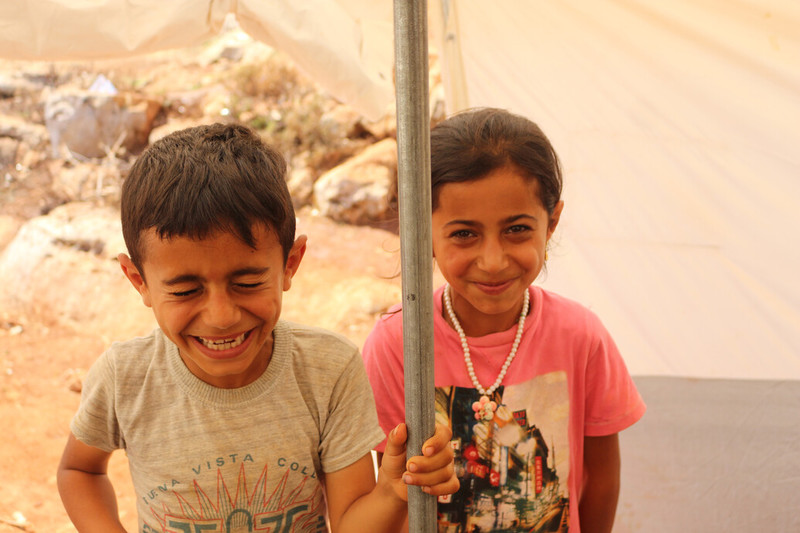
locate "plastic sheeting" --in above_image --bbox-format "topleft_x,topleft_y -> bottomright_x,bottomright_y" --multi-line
618,376 -> 800,531
0,0 -> 394,120
431,0 -> 800,381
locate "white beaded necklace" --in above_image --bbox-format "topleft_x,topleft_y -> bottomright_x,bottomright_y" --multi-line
443,283 -> 529,421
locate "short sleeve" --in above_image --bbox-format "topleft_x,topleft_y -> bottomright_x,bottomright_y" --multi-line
361,312 -> 407,453
70,349 -> 125,452
583,316 -> 646,436
319,347 -> 386,472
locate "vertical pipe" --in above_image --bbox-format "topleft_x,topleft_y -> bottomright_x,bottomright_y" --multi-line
393,0 -> 436,531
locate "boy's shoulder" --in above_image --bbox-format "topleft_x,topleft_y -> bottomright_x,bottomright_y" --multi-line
278,320 -> 361,366
98,328 -> 174,375
281,320 -> 357,349
104,328 -> 168,358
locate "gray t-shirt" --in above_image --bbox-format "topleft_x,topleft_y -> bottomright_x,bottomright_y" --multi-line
71,320 -> 385,533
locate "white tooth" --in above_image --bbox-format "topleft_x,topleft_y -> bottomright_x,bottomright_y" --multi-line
199,332 -> 246,351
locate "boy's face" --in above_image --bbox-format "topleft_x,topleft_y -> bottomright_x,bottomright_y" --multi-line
119,224 -> 306,389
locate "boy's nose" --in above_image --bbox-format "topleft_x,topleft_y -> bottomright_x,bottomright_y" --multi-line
203,290 -> 240,329
477,238 -> 508,272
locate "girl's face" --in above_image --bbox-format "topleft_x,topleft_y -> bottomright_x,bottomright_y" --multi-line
432,164 -> 563,337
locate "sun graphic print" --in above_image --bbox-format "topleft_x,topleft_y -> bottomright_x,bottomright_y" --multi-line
142,463 -> 328,533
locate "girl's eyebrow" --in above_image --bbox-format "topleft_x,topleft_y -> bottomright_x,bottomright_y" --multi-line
443,214 -> 538,227
505,214 -> 539,224
162,267 -> 269,286
443,219 -> 479,228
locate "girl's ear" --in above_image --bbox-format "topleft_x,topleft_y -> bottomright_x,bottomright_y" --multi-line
282,235 -> 308,292
118,253 -> 152,307
547,200 -> 565,238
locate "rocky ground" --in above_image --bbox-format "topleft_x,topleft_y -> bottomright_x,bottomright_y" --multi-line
0,26 -> 442,533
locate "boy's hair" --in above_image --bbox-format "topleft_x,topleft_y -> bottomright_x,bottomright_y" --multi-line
121,123 -> 295,273
430,107 -> 563,216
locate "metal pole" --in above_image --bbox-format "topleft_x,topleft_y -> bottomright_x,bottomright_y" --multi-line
393,0 -> 436,531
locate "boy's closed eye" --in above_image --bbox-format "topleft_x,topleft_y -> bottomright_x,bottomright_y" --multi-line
170,288 -> 200,298
169,281 -> 265,298
234,282 -> 264,290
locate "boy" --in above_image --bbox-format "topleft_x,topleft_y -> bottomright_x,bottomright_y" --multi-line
57,123 -> 457,532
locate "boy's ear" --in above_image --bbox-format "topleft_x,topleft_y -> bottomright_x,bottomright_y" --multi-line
547,200 -> 565,239
118,253 -> 152,307
282,235 -> 307,292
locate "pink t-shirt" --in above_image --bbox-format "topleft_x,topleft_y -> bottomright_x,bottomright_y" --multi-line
362,284 -> 645,532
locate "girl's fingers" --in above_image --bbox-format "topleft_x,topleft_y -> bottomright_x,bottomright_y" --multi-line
422,423 -> 453,455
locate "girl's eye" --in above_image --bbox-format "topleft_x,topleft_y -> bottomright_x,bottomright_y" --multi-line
507,224 -> 532,234
449,229 -> 475,240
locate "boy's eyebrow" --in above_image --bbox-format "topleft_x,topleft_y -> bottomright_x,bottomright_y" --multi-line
163,267 -> 270,285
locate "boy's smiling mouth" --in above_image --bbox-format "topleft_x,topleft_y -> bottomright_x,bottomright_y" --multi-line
194,331 -> 249,351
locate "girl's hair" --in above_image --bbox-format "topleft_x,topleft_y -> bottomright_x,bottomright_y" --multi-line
121,123 -> 295,273
430,107 -> 563,215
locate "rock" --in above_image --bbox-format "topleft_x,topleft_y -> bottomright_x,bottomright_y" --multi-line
163,88 -> 210,118
0,136 -> 18,168
287,155 -> 315,209
319,105 -> 365,140
48,159 -> 122,203
312,138 -> 398,225
0,114 -> 49,148
0,202 -> 155,340
43,90 -> 162,159
0,215 -> 24,252
361,107 -> 397,139
148,119 -> 203,145
0,73 -> 42,98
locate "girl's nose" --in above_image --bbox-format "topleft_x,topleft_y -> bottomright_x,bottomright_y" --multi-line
477,237 -> 508,272
203,290 -> 240,329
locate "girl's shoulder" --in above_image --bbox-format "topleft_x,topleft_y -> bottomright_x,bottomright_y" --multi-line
370,303 -> 404,338
534,286 -> 608,334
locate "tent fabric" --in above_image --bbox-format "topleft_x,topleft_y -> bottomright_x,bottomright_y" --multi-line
0,0 -> 394,120
619,376 -> 800,532
431,0 -> 800,381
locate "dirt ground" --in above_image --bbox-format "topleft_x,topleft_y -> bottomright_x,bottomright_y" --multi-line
0,210 -> 421,532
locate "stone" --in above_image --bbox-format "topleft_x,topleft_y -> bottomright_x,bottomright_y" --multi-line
0,215 -> 23,252
287,155 -> 315,209
0,202 -> 155,340
0,137 -> 18,168
312,138 -> 397,225
0,114 -> 49,148
44,90 -> 162,159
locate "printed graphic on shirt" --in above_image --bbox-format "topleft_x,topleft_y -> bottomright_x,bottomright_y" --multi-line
140,456 -> 327,533
435,371 -> 570,532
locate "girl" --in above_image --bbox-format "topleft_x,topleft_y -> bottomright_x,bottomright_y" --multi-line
362,108 -> 645,533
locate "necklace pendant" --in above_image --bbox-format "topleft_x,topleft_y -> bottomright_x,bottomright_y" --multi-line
472,395 -> 498,421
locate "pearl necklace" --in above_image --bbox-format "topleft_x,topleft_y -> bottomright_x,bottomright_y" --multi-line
443,283 -> 529,421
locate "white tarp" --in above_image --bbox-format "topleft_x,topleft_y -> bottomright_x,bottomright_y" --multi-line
431,0 -> 800,381
0,0 -> 395,121
3,1 -> 799,530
